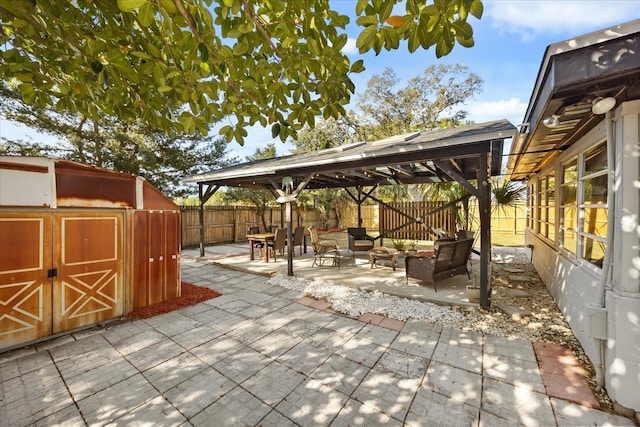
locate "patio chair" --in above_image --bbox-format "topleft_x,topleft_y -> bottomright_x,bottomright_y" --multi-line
289,226 -> 305,256
267,228 -> 287,261
248,226 -> 264,257
347,227 -> 374,254
308,226 -> 340,267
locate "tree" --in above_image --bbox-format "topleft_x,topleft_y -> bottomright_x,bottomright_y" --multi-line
356,64 -> 483,140
291,112 -> 360,154
222,142 -> 278,230
0,84 -> 235,199
420,177 -> 526,232
0,0 -> 483,145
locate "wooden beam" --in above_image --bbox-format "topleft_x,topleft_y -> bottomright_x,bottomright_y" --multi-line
388,165 -> 414,177
433,159 -> 479,197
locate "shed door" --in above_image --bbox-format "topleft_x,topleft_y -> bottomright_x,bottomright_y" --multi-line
0,214 -> 53,348
53,213 -> 124,332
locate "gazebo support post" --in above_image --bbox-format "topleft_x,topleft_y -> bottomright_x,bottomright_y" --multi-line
270,175 -> 312,276
198,184 -> 220,257
477,153 -> 492,309
357,186 -> 363,227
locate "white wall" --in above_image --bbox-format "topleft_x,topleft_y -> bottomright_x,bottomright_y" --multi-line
0,157 -> 55,207
525,100 -> 640,412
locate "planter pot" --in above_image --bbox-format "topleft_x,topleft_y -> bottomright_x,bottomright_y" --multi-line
466,285 -> 480,303
406,249 -> 417,257
396,249 -> 406,258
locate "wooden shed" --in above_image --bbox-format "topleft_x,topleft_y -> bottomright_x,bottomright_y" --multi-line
0,156 -> 181,351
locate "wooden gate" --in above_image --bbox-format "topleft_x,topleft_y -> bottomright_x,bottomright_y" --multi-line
0,213 -> 53,347
0,211 -> 124,349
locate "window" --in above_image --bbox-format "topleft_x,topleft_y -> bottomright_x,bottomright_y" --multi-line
559,142 -> 608,267
532,173 -> 555,241
580,144 -> 607,267
560,160 -> 577,254
527,182 -> 536,229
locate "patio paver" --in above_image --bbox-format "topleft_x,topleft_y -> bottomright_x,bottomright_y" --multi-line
0,258 -> 636,427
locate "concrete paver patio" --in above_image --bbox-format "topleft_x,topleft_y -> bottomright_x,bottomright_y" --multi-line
0,259 -> 635,426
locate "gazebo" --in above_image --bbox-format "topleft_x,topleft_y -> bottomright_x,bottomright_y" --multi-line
185,120 -> 517,308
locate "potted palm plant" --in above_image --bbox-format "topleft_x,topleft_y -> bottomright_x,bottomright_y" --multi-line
391,238 -> 406,257
407,240 -> 418,256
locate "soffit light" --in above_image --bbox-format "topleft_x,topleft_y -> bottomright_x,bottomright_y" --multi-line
543,106 -> 565,128
592,97 -> 616,115
543,114 -> 561,128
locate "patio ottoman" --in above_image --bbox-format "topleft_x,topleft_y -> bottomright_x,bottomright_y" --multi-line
369,247 -> 398,271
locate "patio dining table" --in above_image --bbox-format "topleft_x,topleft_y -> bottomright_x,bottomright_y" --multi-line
247,233 -> 275,262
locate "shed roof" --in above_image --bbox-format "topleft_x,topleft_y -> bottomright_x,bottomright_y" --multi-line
0,156 -> 178,210
185,119 -> 516,190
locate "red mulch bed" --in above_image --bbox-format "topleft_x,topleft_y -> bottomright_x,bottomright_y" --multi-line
126,282 -> 221,320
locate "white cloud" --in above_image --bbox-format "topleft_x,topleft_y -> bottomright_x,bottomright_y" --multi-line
342,37 -> 358,55
465,97 -> 528,126
485,1 -> 640,40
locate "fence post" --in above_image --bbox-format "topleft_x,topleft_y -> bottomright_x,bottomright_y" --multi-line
233,206 -> 237,243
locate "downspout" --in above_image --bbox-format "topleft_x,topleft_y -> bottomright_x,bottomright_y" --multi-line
593,109 -> 616,391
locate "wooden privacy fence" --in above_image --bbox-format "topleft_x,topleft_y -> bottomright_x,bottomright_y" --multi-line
181,201 -> 527,248
380,201 -> 456,241
181,205 -> 322,248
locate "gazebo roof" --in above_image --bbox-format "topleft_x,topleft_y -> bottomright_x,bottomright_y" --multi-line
185,119 -> 516,190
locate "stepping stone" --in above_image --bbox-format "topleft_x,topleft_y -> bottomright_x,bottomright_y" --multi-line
502,289 -> 530,297
503,267 -> 525,273
495,303 -> 532,320
508,275 -> 530,283
532,342 -> 600,409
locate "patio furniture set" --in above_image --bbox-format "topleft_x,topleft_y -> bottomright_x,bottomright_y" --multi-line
248,226 -> 474,291
247,226 -> 306,263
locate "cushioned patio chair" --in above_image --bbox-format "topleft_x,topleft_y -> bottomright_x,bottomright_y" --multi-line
347,227 -> 375,254
308,226 -> 340,267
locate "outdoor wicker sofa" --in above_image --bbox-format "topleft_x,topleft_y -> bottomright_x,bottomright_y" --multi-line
405,238 -> 474,292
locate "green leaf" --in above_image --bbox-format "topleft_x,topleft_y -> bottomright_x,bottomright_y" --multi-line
159,0 -> 177,15
382,27 -> 399,50
356,25 -> 378,53
158,85 -> 172,93
355,16 -> 378,26
350,59 -> 365,73
453,21 -> 473,40
435,38 -> 453,58
198,43 -> 209,62
130,51 -> 153,60
271,122 -> 280,138
138,2 -> 155,27
117,0 -> 147,13
233,41 -> 248,56
470,0 -> 484,19
456,35 -> 474,48
19,82 -> 35,103
355,0 -> 368,15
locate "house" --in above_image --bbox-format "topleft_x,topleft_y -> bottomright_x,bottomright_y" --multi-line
0,157 -> 181,351
507,20 -> 640,414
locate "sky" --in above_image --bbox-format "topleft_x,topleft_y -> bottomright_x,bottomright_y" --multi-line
1,1 -> 639,161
